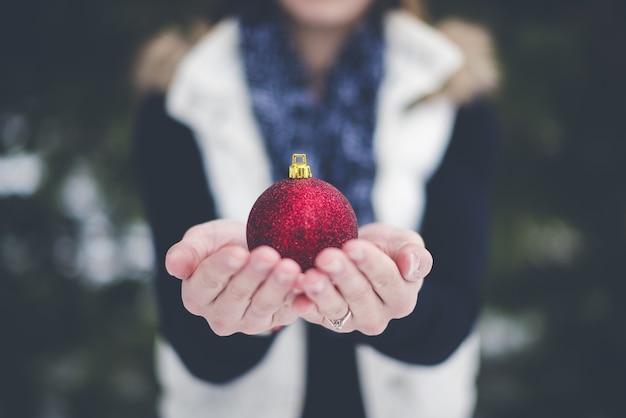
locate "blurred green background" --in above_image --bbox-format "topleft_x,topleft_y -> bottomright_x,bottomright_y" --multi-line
1,0 -> 624,417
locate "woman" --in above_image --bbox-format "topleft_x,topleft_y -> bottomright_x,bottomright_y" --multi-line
133,0 -> 499,417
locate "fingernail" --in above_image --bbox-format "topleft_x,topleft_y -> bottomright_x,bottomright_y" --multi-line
407,252 -> 422,281
306,278 -> 325,295
225,253 -> 246,270
274,270 -> 295,286
252,257 -> 273,273
322,258 -> 344,274
346,246 -> 365,262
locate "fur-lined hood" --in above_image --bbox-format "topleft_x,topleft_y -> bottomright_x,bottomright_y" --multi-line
133,14 -> 498,104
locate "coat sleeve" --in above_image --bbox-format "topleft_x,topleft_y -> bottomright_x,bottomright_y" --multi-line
132,93 -> 279,383
355,97 -> 499,365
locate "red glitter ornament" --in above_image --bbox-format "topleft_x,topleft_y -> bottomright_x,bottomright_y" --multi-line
246,154 -> 358,271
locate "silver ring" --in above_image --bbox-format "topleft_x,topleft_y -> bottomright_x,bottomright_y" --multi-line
326,309 -> 352,330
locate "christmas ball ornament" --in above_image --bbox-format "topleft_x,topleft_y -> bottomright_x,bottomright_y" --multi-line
246,154 -> 358,271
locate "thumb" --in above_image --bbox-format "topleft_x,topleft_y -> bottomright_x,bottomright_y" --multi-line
165,244 -> 198,280
165,219 -> 247,279
394,243 -> 433,282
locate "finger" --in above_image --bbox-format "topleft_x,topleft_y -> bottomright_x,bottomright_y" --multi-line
357,225 -> 430,280
212,246 -> 281,320
298,268 -> 353,332
315,248 -> 392,335
245,258 -> 300,323
181,245 -> 248,316
341,240 -> 417,320
339,241 -> 401,299
166,220 -> 246,279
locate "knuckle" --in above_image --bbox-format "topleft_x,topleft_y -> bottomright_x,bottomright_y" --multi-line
209,317 -> 234,336
346,285 -> 371,305
181,294 -> 203,316
182,300 -> 198,315
370,272 -> 395,292
274,309 -> 296,326
327,304 -> 348,321
249,300 -> 275,319
228,285 -> 250,304
185,223 -> 203,236
393,304 -> 414,319
199,273 -> 223,291
241,323 -> 269,336
389,295 -> 417,319
361,321 -> 388,336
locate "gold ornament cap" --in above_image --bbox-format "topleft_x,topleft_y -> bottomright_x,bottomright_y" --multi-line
289,154 -> 312,179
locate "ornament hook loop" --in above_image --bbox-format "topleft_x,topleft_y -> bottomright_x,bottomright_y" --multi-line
289,153 -> 312,179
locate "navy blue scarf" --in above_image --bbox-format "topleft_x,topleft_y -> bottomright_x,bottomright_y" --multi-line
240,13 -> 384,226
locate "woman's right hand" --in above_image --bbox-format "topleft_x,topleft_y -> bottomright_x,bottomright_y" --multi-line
165,219 -> 302,336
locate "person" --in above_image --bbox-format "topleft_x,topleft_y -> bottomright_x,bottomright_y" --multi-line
132,0 -> 499,417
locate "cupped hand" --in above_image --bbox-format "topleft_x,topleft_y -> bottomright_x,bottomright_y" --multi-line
292,223 -> 433,335
165,220 -> 301,336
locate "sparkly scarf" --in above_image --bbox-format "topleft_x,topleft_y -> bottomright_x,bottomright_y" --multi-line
240,11 -> 384,225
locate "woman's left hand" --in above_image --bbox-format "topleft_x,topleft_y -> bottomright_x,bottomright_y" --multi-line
292,223 -> 433,335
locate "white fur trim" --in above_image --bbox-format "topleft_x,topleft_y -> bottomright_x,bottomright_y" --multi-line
439,19 -> 500,103
381,12 -> 463,109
